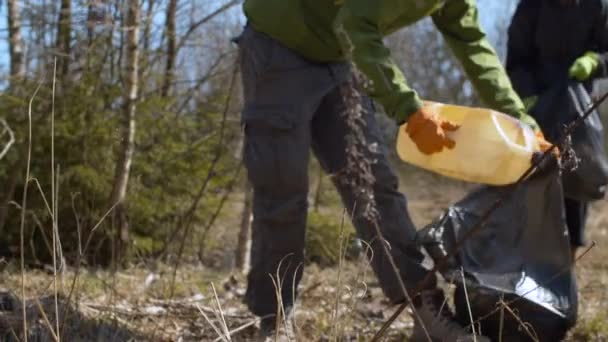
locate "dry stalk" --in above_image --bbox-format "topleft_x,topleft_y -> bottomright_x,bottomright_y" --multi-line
29,211 -> 53,262
337,72 -> 429,341
82,202 -> 119,255
50,55 -> 60,342
460,268 -> 477,340
197,163 -> 244,258
344,238 -> 373,325
498,294 -> 505,342
19,80 -> 43,342
60,195 -> 82,337
28,178 -> 51,211
290,263 -> 304,339
330,208 -> 348,341
211,317 -> 264,342
498,300 -> 539,342
211,283 -> 232,341
269,255 -> 296,342
51,166 -> 63,341
198,303 -> 229,342
34,298 -> 59,342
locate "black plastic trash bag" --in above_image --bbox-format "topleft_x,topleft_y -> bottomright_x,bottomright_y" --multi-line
531,81 -> 608,201
418,166 -> 577,341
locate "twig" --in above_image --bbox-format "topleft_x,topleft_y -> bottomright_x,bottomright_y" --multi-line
499,300 -> 539,342
82,202 -> 120,257
60,193 -> 83,338
211,283 -> 231,341
269,255 -> 292,342
19,80 -> 43,342
197,162 -> 243,258
498,294 -> 505,342
460,268 -> 477,341
290,262 -> 303,339
211,316 -> 272,342
344,239 -> 374,331
197,303 -> 228,342
370,220 -> 430,342
0,118 -> 15,160
175,0 -> 240,54
34,298 -> 60,342
174,52 -> 231,115
330,209 -> 347,341
166,61 -> 238,295
50,58 -> 61,341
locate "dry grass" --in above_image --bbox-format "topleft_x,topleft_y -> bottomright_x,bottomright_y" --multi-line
1,176 -> 605,341
0,198 -> 606,341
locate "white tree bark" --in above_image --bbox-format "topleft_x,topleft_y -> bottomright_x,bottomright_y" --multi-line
109,0 -> 140,261
7,0 -> 25,79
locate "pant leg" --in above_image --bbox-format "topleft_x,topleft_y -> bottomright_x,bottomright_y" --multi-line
243,123 -> 310,316
564,198 -> 589,247
237,26 -> 337,316
310,80 -> 436,304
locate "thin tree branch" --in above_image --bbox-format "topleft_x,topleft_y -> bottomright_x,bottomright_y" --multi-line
175,0 -> 240,54
166,61 -> 239,295
0,119 -> 15,160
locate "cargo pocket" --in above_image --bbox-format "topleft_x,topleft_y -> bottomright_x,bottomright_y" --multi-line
242,107 -> 310,197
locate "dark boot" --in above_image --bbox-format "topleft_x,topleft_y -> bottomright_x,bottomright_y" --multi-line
410,289 -> 490,342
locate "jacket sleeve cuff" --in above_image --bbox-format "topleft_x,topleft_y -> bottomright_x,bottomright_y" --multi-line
597,52 -> 608,78
392,97 -> 424,125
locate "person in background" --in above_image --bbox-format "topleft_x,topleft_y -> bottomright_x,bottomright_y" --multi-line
507,0 -> 608,259
239,0 -> 549,340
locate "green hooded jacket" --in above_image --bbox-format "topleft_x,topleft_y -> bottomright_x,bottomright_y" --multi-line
244,0 -> 528,124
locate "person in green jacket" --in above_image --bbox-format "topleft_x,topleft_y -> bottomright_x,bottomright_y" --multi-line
238,0 -> 542,340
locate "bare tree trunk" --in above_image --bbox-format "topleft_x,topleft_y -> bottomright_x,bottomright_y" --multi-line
56,0 -> 71,80
109,0 -> 140,263
161,0 -> 177,97
142,0 -> 156,56
7,0 -> 25,79
1,0 -> 26,231
235,181 -> 252,273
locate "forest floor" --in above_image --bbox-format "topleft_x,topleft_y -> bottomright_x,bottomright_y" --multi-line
0,167 -> 607,341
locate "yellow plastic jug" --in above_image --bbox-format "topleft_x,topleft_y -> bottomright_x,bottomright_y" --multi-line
396,101 -> 541,185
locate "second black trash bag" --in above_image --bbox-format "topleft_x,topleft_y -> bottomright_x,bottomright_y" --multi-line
418,166 -> 577,341
531,81 -> 608,201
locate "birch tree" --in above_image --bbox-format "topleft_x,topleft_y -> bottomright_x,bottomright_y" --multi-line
109,0 -> 140,261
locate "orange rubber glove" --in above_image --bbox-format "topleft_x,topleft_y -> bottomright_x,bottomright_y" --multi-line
405,107 -> 460,155
535,131 -> 560,158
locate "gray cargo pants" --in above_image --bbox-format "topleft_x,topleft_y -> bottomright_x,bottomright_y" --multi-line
237,26 -> 435,317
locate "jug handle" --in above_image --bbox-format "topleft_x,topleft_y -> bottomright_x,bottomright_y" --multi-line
492,112 -> 535,153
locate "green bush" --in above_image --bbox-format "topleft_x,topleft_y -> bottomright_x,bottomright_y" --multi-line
0,73 -> 241,265
305,211 -> 361,267
569,312 -> 608,341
